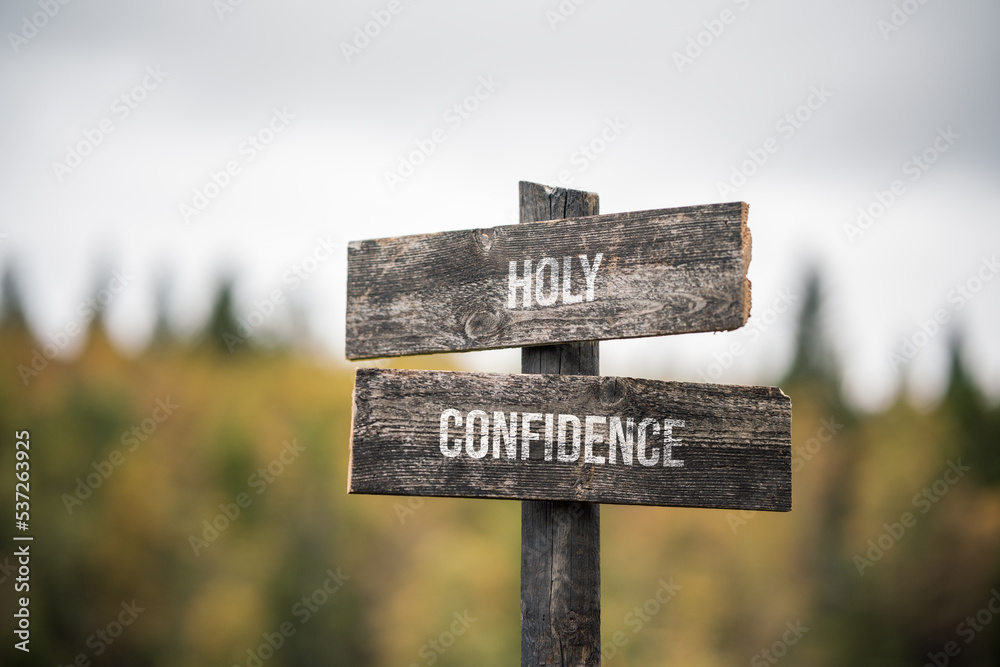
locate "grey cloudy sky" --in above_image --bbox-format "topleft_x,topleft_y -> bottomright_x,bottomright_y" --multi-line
1,0 -> 998,409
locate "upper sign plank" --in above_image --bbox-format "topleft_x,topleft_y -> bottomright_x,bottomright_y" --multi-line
345,202 -> 751,359
349,368 -> 791,511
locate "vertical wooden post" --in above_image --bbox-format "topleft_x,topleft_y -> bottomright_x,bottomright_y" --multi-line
520,181 -> 601,667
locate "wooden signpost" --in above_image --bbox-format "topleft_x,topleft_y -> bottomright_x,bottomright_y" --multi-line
345,199 -> 751,359
350,368 -> 791,510
345,181 -> 792,666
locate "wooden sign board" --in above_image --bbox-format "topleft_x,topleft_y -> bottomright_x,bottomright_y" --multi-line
345,202 -> 750,359
349,368 -> 791,511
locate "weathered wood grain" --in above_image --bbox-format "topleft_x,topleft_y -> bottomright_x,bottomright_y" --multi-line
522,499 -> 600,667
345,197 -> 751,359
348,368 -> 792,511
519,181 -> 601,667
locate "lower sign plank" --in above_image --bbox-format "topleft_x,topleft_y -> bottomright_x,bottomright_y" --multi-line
349,368 -> 792,511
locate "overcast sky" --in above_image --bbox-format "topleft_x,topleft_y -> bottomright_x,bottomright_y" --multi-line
2,0 -> 998,409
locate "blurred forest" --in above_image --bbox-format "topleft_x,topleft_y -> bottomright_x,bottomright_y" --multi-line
1,266 -> 999,667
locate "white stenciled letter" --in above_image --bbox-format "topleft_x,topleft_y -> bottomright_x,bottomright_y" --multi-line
465,410 -> 489,459
508,260 -> 532,308
440,409 -> 463,457
580,252 -> 603,301
492,411 -> 518,459
662,419 -> 685,467
557,414 -> 581,462
637,417 -> 661,467
544,413 -> 555,461
521,413 -> 542,460
608,417 -> 634,465
562,256 -> 583,304
584,415 -> 606,464
535,257 -> 560,306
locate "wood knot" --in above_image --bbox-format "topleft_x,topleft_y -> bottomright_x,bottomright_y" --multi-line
674,291 -> 707,314
574,464 -> 595,491
474,227 -> 495,252
462,306 -> 509,341
599,377 -> 628,406
562,611 -> 580,634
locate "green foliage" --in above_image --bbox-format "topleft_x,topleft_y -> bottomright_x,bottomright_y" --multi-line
945,337 -> 1000,486
0,262 -> 29,332
0,268 -> 998,666
785,268 -> 834,386
204,277 -> 246,355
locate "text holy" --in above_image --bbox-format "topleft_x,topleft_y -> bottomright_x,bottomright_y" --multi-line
507,253 -> 603,308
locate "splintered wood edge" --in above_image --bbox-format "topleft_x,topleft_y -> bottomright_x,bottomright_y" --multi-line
778,383 -> 793,511
347,374 -> 357,494
527,180 -> 598,201
740,201 -> 752,325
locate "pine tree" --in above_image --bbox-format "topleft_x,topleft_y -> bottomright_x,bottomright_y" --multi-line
204,277 -> 247,355
0,263 -> 29,332
784,270 -> 835,383
942,335 -> 1000,485
149,272 -> 176,350
782,268 -> 847,415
